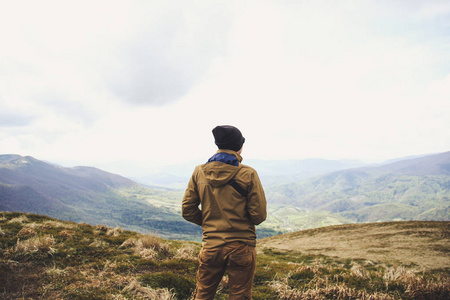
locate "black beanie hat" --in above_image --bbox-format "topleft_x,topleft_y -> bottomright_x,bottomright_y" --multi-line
212,125 -> 245,152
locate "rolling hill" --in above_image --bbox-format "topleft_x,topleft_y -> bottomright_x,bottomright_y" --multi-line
265,151 -> 450,232
1,152 -> 449,240
0,155 -> 200,240
259,221 -> 450,270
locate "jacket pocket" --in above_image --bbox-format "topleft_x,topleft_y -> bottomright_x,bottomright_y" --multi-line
229,252 -> 253,268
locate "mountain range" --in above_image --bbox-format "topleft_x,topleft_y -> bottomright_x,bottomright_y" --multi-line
0,151 -> 449,238
265,151 -> 450,232
0,154 -> 200,240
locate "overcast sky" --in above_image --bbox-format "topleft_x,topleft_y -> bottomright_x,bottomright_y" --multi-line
1,0 -> 449,175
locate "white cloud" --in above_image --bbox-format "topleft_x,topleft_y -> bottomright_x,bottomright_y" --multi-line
0,0 -> 449,172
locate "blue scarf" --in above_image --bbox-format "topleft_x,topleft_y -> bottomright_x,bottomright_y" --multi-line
207,152 -> 239,166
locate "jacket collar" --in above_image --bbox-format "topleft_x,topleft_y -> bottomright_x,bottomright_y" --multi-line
216,149 -> 243,163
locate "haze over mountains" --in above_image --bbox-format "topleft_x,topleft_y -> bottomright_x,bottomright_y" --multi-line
99,157 -> 365,189
0,151 -> 449,238
0,154 -> 200,240
265,151 -> 449,232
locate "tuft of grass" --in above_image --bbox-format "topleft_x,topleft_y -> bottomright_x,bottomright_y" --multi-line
123,278 -> 175,299
288,266 -> 317,288
89,238 -> 110,248
14,235 -> 56,256
121,234 -> 173,260
7,214 -> 29,224
140,234 -> 163,249
95,224 -> 109,233
174,243 -> 197,260
45,264 -> 67,277
106,226 -> 123,237
58,230 -> 76,239
17,227 -> 37,238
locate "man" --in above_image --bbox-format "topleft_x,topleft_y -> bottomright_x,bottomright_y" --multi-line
182,125 -> 267,300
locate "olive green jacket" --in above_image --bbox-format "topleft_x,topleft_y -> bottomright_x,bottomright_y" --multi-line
182,149 -> 267,248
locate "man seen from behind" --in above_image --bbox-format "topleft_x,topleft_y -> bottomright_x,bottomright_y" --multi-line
182,125 -> 267,300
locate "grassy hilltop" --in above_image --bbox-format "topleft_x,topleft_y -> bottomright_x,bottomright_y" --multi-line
259,221 -> 450,270
1,212 -> 449,299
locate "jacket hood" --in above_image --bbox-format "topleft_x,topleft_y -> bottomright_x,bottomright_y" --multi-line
201,150 -> 242,187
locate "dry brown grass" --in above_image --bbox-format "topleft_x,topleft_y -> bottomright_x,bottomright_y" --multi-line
120,235 -> 172,260
351,263 -> 370,279
174,244 -> 197,260
89,238 -> 110,248
95,224 -> 109,233
261,252 -> 450,300
383,266 -> 413,282
268,267 -> 397,300
7,214 -> 29,224
120,237 -> 138,248
140,235 -> 162,249
270,281 -> 386,299
43,259 -> 177,299
106,226 -> 123,236
123,278 -> 176,299
45,264 -> 67,277
58,230 -> 76,239
2,213 -> 448,299
17,227 -> 37,238
259,221 -> 450,270
94,225 -> 124,237
0,213 -> 196,299
43,220 -> 77,229
41,262 -> 177,300
401,273 -> 450,299
14,235 -> 56,255
20,220 -> 77,232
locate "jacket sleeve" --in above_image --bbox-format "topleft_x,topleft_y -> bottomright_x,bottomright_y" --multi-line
182,170 -> 203,226
247,170 -> 267,225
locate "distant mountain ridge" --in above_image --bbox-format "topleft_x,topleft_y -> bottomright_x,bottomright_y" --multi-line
246,158 -> 365,187
0,154 -> 135,192
123,157 -> 365,188
0,154 -> 135,219
265,151 -> 450,232
1,152 -> 449,239
372,151 -> 450,176
0,154 -> 200,239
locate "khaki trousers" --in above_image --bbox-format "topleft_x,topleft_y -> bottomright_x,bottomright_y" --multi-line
193,242 -> 256,300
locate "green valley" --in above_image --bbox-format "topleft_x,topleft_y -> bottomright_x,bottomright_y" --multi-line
263,152 -> 450,233
1,152 -> 449,240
